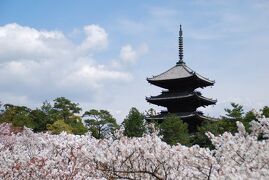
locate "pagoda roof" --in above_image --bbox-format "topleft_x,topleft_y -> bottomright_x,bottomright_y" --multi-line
146,91 -> 217,104
147,62 -> 214,85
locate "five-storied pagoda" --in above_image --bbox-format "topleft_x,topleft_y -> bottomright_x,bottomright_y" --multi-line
146,25 -> 217,132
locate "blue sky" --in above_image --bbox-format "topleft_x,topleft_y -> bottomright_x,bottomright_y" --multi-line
1,0 -> 269,121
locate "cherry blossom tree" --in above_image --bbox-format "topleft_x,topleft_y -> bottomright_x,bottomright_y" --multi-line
0,118 -> 268,179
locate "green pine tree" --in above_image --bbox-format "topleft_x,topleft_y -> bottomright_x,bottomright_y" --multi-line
123,107 -> 146,137
159,114 -> 190,146
83,109 -> 119,139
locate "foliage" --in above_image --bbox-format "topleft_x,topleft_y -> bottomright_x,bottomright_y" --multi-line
0,104 -> 35,129
50,97 -> 87,135
243,110 -> 258,132
221,102 -> 244,133
67,115 -> 88,135
47,119 -> 73,134
0,101 -> 3,115
261,106 -> 269,118
224,102 -> 244,120
221,103 -> 259,133
0,98 -> 87,135
159,114 -> 190,145
192,103 -> 259,148
40,101 -> 57,125
83,109 -> 119,139
1,99 -> 269,148
29,109 -> 50,132
52,97 -> 82,121
1,118 -> 269,179
191,120 -> 219,149
123,107 -> 146,137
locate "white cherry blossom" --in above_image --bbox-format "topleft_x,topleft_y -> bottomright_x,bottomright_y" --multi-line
0,118 -> 268,179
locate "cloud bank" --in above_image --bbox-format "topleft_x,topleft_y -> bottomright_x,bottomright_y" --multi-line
0,23 -> 137,106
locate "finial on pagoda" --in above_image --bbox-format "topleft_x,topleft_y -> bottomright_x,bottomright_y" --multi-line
177,25 -> 184,65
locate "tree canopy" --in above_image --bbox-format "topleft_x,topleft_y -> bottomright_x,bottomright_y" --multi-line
0,97 -> 87,135
261,106 -> 269,118
0,99 -> 267,147
83,109 -> 119,139
123,107 -> 146,137
159,114 -> 190,145
53,97 -> 82,122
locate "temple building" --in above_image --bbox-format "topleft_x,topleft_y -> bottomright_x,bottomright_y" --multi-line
146,25 -> 217,132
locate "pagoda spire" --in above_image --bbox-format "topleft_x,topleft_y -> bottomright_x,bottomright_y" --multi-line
177,25 -> 184,64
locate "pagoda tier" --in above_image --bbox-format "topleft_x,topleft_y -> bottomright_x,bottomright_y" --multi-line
147,62 -> 214,91
146,91 -> 217,112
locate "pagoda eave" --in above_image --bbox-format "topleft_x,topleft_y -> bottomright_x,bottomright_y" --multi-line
147,75 -> 214,90
146,93 -> 217,107
146,112 -> 217,122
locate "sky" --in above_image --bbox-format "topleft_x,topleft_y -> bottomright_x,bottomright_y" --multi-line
0,0 -> 269,122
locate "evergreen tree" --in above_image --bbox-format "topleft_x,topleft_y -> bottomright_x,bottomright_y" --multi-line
243,110 -> 257,132
83,109 -> 119,139
224,102 -> 244,120
191,119 -> 231,148
0,98 -> 87,135
52,97 -> 87,135
0,104 -> 35,128
40,101 -> 56,125
53,97 -> 82,122
159,114 -> 189,145
261,106 -> 269,118
221,102 -> 245,133
123,107 -> 146,137
29,108 -> 52,132
193,103 -> 258,148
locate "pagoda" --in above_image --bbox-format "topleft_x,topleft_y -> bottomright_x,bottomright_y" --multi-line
146,25 -> 217,132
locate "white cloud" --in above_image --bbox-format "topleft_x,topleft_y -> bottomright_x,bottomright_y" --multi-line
0,23 -> 132,105
79,24 -> 108,52
62,62 -> 132,89
119,45 -> 136,64
0,23 -> 72,61
119,43 -> 148,64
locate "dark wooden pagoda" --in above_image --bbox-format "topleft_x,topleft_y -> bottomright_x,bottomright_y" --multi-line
146,25 -> 217,132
